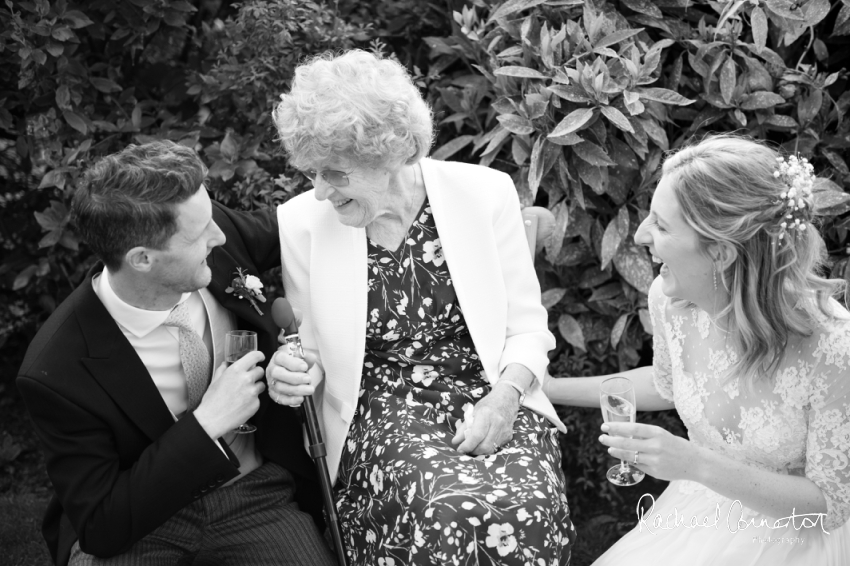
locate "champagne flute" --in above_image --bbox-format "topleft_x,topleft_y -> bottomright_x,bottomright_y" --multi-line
225,330 -> 258,434
600,376 -> 645,486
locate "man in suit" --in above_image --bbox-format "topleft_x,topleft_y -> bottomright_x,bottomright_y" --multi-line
17,141 -> 335,566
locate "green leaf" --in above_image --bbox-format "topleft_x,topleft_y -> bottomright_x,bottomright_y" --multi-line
549,108 -> 595,137
55,84 -> 70,108
432,135 -> 476,161
635,88 -> 694,106
528,136 -> 547,197
547,85 -> 592,104
548,133 -> 583,146
740,91 -> 785,110
797,89 -> 823,124
610,314 -> 629,348
621,0 -> 662,18
163,10 -> 187,27
812,178 -> 850,213
804,0 -> 830,27
541,287 -> 566,309
46,43 -> 64,57
638,308 -> 653,335
62,110 -> 87,134
594,28 -> 644,49
613,241 -> 654,293
487,0 -> 548,23
51,26 -> 75,41
834,4 -> 850,36
640,118 -> 668,150
600,106 -> 634,133
497,114 -> 535,135
13,265 -> 38,291
558,313 -> 585,351
765,0 -> 807,21
720,56 -> 736,105
38,170 -> 66,190
90,77 -> 122,93
220,131 -> 239,161
751,7 -> 768,51
574,140 -> 617,167
169,0 -> 198,12
576,159 -> 608,194
600,218 -> 622,269
494,66 -> 548,79
63,9 -> 94,28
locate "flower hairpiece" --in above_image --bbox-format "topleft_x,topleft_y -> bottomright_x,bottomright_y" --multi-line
773,155 -> 815,242
225,267 -> 266,315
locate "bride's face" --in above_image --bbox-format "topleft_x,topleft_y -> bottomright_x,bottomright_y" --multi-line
634,175 -> 715,305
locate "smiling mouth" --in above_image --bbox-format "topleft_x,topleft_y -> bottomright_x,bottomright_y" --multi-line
333,198 -> 352,208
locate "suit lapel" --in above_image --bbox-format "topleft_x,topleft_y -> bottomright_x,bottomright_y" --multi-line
75,276 -> 175,441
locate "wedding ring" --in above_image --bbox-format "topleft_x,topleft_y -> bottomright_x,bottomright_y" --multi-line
633,451 -> 640,465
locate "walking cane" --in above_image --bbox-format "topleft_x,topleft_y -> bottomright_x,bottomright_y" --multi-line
272,299 -> 348,566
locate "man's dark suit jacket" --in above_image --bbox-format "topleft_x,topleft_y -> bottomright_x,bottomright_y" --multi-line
17,202 -> 318,566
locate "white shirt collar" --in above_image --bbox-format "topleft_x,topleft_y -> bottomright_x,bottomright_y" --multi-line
94,267 -> 192,338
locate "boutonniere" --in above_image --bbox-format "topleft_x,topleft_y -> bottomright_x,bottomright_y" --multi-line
225,267 -> 266,315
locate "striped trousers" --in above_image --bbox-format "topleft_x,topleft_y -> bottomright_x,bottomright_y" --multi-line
69,462 -> 336,566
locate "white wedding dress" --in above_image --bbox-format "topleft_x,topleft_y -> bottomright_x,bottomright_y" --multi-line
594,277 -> 850,565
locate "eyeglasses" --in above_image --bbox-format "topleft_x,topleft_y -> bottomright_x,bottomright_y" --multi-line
302,169 -> 350,188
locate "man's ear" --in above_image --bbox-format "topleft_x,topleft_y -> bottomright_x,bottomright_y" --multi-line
708,242 -> 737,270
124,246 -> 154,273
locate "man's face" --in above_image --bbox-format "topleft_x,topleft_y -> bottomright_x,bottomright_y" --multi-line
149,185 -> 225,293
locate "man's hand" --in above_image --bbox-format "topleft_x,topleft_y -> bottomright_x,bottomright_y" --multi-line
451,384 -> 519,455
194,350 -> 265,440
266,345 -> 322,407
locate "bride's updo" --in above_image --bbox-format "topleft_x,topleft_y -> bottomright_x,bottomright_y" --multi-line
660,134 -> 845,382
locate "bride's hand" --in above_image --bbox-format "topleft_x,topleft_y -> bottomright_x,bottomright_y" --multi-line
451,387 -> 518,456
599,422 -> 705,482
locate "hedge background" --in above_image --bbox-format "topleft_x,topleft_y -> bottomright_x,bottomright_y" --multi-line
3,0 -> 850,563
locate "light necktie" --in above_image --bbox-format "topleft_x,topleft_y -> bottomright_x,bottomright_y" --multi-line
164,301 -> 211,412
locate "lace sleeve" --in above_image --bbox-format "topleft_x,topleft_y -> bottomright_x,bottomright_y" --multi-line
648,276 -> 674,403
806,318 -> 850,531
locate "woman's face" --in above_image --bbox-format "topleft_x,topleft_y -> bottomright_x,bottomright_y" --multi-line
306,157 -> 398,229
634,175 -> 715,305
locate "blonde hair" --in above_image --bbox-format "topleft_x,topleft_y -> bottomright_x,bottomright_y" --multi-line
662,134 -> 845,382
272,50 -> 433,170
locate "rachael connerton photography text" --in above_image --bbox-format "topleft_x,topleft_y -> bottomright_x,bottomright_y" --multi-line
636,494 -> 829,536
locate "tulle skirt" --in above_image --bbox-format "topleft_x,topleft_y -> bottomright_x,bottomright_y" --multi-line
593,480 -> 850,566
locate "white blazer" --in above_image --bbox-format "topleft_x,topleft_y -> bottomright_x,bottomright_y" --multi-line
278,158 -> 564,482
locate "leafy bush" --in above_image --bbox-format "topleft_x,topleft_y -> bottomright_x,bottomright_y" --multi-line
419,0 -> 850,509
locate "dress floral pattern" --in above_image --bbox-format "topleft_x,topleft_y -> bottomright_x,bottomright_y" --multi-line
594,276 -> 850,565
334,199 -> 575,566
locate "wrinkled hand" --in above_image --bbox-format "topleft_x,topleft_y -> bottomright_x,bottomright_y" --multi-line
265,344 -> 322,407
451,386 -> 519,456
194,350 -> 266,439
599,422 -> 704,482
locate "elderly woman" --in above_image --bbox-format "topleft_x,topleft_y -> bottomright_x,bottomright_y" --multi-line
547,135 -> 850,565
266,50 -> 574,565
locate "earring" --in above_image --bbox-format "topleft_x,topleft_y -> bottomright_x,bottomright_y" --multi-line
713,263 -> 718,291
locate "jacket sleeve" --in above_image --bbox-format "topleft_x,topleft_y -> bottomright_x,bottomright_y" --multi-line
213,201 -> 281,273
16,375 -> 240,558
493,175 -> 556,382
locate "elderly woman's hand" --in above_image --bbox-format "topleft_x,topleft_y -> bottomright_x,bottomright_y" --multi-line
599,422 -> 706,482
451,383 -> 520,456
265,346 -> 323,407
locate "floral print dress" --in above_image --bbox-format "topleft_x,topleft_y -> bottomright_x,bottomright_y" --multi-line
334,199 -> 575,566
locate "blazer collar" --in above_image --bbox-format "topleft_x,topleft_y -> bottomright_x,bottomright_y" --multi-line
75,271 -> 176,441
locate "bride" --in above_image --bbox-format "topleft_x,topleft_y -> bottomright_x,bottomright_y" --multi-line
547,134 -> 850,565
